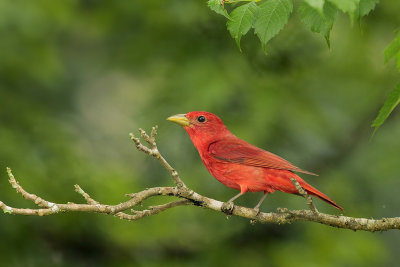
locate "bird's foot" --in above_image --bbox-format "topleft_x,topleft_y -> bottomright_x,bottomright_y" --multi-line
221,201 -> 234,215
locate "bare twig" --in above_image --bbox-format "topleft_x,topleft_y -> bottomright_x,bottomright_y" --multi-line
1,126 -> 400,232
74,185 -> 99,205
7,167 -> 58,209
117,199 -> 192,221
130,126 -> 185,188
290,178 -> 319,214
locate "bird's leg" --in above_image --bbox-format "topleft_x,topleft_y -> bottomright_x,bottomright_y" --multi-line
253,192 -> 268,214
221,192 -> 243,215
228,192 -> 243,203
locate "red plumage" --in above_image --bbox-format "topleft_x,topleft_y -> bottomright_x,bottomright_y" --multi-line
168,111 -> 343,211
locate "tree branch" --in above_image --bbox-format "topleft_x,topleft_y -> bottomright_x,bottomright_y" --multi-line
290,178 -> 318,214
1,126 -> 399,232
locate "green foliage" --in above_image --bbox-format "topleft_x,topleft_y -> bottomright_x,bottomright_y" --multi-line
299,1 -> 337,47
384,31 -> 400,71
227,2 -> 259,50
208,0 -> 380,52
356,0 -> 379,19
208,0 -> 231,19
327,0 -> 359,14
372,31 -> 400,135
254,0 -> 293,52
372,84 -> 400,133
304,0 -> 325,14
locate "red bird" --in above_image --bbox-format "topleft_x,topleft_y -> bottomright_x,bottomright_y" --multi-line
167,111 -> 343,211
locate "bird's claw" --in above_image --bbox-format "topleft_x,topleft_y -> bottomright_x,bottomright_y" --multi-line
221,201 -> 234,215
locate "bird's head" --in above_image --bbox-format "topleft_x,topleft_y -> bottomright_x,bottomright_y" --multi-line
167,111 -> 230,144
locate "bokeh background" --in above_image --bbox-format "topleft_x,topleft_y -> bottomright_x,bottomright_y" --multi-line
1,0 -> 400,266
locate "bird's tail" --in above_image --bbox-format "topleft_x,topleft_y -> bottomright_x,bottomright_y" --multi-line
299,181 -> 343,211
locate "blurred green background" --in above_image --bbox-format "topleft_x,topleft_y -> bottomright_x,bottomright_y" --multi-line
1,0 -> 400,266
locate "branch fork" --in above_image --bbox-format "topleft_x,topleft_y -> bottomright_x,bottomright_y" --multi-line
1,126 -> 399,232
290,178 -> 319,214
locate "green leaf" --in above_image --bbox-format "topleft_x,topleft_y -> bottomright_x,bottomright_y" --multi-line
384,32 -> 400,64
299,1 -> 337,48
356,0 -> 379,19
372,83 -> 400,134
254,0 -> 293,52
396,54 -> 400,72
207,0 -> 231,20
327,0 -> 359,14
304,0 -> 325,15
227,2 -> 259,51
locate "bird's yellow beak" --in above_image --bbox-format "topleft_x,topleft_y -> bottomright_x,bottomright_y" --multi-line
167,114 -> 191,127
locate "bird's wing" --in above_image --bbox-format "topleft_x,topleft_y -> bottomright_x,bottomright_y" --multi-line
208,138 -> 317,176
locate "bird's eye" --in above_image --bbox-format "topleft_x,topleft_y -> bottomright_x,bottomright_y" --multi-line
197,116 -> 206,123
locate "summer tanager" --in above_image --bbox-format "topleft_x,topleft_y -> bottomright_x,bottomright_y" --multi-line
167,111 -> 343,211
